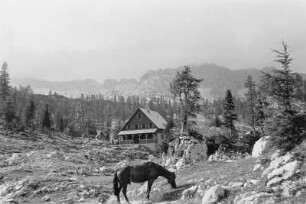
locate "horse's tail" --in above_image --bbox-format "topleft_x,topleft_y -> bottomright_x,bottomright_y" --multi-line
113,171 -> 120,196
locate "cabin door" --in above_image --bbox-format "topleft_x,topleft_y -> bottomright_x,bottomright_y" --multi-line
133,135 -> 139,144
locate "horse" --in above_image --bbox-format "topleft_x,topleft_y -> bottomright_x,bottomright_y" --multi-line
113,161 -> 176,204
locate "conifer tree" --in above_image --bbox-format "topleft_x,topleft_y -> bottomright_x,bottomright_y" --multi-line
244,75 -> 257,130
263,41 -> 306,151
42,104 -> 51,131
25,100 -> 35,131
223,90 -> 238,140
254,92 -> 267,134
0,62 -> 11,101
170,66 -> 203,133
4,98 -> 15,130
59,117 -> 65,132
0,62 -> 11,119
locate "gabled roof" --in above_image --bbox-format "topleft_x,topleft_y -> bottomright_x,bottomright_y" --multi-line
138,108 -> 168,129
120,107 -> 168,132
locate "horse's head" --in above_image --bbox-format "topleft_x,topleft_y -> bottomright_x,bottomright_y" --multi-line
168,172 -> 176,188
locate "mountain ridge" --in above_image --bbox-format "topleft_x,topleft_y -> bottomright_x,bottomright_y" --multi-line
11,64 -> 306,100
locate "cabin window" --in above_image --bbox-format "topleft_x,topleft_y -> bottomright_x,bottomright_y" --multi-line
149,123 -> 153,128
127,135 -> 132,140
138,113 -> 141,119
142,124 -> 146,129
140,134 -> 145,139
135,124 -> 138,129
148,134 -> 153,139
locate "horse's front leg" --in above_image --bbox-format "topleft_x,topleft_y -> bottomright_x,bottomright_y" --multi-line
117,185 -> 122,204
146,179 -> 155,199
122,185 -> 131,204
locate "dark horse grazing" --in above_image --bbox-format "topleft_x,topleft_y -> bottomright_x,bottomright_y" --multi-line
113,162 -> 176,204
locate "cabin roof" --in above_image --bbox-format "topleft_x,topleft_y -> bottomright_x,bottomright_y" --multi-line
138,108 -> 168,129
118,128 -> 158,135
119,107 -> 168,134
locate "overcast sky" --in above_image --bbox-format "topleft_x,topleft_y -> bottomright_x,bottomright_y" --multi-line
0,0 -> 305,82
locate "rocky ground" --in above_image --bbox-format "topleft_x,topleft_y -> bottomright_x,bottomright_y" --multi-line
1,132 -> 306,204
0,131 -> 152,204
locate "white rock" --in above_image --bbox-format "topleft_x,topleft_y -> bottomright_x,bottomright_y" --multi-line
175,158 -> 185,170
296,191 -> 302,197
42,195 -> 51,202
252,136 -> 272,158
253,164 -> 264,171
208,155 -> 213,162
249,179 -> 259,185
262,152 -> 294,178
270,150 -> 281,161
202,185 -> 228,204
267,160 -> 301,181
181,185 -> 198,199
234,191 -> 272,204
7,153 -> 22,165
164,158 -> 173,167
148,154 -> 155,161
230,182 -> 244,188
99,166 -> 107,173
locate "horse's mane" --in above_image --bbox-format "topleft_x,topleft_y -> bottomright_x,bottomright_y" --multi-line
148,162 -> 173,178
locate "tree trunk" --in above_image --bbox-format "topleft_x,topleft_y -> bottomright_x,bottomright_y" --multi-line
181,113 -> 188,136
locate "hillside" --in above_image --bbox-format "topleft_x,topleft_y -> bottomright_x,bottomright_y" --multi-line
13,64 -> 306,100
1,132 -> 305,204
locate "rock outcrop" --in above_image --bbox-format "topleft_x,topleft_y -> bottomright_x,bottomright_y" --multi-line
162,136 -> 207,171
262,151 -> 304,198
202,185 -> 228,204
251,136 -> 272,158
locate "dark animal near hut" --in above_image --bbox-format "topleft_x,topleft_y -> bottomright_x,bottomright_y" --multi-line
113,162 -> 176,204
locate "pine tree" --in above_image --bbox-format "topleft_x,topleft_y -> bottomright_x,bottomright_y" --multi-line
42,104 -> 51,131
244,75 -> 257,130
170,66 -> 203,133
254,92 -> 267,134
223,90 -> 238,140
4,98 -> 15,130
0,62 -> 11,119
263,41 -> 306,151
59,117 -> 65,132
264,42 -> 295,112
0,62 -> 11,101
25,100 -> 35,131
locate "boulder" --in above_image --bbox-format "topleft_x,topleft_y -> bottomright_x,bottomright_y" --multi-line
252,136 -> 272,158
260,150 -> 305,198
181,185 -> 198,200
42,195 -> 51,202
234,191 -> 273,204
6,153 -> 22,166
186,143 -> 208,162
175,158 -> 186,170
202,185 -> 228,204
229,182 -> 244,188
266,160 -> 301,187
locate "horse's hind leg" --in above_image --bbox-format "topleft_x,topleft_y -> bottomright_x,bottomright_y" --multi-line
146,179 -> 155,199
117,185 -> 122,204
122,185 -> 131,204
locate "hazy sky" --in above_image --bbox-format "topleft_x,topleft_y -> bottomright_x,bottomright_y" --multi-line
1,0 -> 305,82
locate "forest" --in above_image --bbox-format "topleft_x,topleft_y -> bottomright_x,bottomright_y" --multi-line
0,43 -> 306,151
